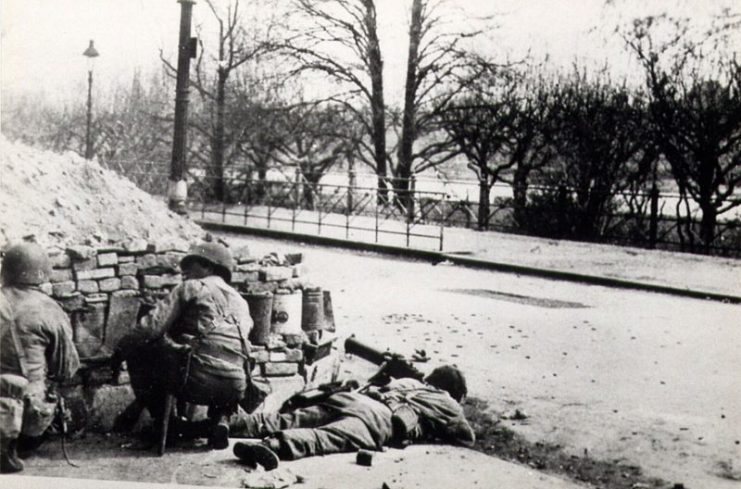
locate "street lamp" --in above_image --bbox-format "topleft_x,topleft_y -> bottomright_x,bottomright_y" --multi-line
82,40 -> 99,160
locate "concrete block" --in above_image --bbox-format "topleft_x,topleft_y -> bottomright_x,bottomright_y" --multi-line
97,253 -> 118,267
136,253 -> 181,273
73,303 -> 107,359
232,271 -> 259,284
77,280 -> 99,294
49,249 -> 71,268
160,274 -> 182,287
39,282 -> 53,296
117,263 -> 138,276
66,245 -> 96,261
50,268 -> 74,283
259,266 -> 294,282
86,384 -> 136,433
251,349 -> 269,363
85,293 -> 109,304
72,257 -> 98,272
142,275 -> 163,289
52,281 -> 76,297
118,255 -> 136,264
75,267 -> 116,280
235,262 -> 261,272
99,277 -> 121,292
123,239 -> 151,254
263,362 -> 299,377
105,291 -> 141,350
269,348 -> 303,362
233,245 -> 252,263
303,350 -> 341,389
57,293 -> 85,312
120,276 -> 138,290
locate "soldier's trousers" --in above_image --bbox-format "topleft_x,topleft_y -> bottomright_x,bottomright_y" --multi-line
229,396 -> 393,460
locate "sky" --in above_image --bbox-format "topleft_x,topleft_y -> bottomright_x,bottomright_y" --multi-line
0,0 -> 738,107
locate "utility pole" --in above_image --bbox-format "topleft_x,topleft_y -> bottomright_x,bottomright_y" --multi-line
169,0 -> 197,214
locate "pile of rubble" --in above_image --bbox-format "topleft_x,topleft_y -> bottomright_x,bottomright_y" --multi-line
0,135 -> 203,249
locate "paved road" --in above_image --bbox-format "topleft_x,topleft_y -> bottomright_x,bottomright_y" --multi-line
241,234 -> 741,489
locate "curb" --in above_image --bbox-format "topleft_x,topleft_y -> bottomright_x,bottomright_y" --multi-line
197,221 -> 741,305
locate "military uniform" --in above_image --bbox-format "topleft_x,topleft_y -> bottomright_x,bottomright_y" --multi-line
2,286 -> 80,437
116,274 -> 253,419
230,376 -> 474,461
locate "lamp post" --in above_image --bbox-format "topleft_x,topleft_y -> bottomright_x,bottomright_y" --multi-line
82,40 -> 99,160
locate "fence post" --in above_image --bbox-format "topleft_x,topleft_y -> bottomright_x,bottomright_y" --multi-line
293,169 -> 300,231
649,184 -> 659,249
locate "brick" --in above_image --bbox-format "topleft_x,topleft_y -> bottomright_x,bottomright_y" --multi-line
159,274 -> 181,287
117,263 -> 138,276
259,266 -> 294,282
235,262 -> 260,272
97,253 -> 118,267
85,293 -> 109,304
284,253 -> 303,265
136,253 -> 181,273
123,239 -> 150,254
72,257 -> 98,272
118,255 -> 136,264
87,384 -> 136,433
57,293 -> 85,312
250,349 -> 269,363
52,281 -> 76,297
233,245 -> 252,263
269,348 -> 303,362
49,250 -> 71,268
98,277 -> 121,292
75,267 -> 116,281
232,271 -> 259,284
39,282 -> 53,296
142,275 -> 164,289
120,276 -> 139,290
77,280 -> 99,294
50,268 -> 74,283
263,362 -> 299,377
66,245 -> 96,261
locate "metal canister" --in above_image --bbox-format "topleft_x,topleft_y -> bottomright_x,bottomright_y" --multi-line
244,291 -> 273,345
271,288 -> 302,336
301,286 -> 324,332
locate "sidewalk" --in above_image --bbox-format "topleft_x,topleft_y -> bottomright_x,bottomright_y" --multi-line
196,207 -> 741,301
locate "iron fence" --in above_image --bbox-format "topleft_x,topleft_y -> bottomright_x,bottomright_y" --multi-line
104,160 -> 741,257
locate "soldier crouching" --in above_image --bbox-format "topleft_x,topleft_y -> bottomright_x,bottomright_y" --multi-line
1,243 -> 80,473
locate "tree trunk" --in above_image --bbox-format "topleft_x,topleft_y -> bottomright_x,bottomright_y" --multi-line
512,165 -> 530,228
397,0 -> 423,208
478,178 -> 491,230
363,0 -> 388,205
212,68 -> 227,202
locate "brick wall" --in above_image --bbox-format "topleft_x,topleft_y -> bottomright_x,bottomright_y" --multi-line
32,239 -> 337,432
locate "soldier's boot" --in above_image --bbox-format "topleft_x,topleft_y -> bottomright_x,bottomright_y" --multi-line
112,399 -> 145,433
233,440 -> 279,471
0,438 -> 23,473
207,415 -> 230,450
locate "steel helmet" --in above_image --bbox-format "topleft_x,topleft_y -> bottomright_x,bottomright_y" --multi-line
1,243 -> 52,286
180,242 -> 234,283
424,364 -> 468,402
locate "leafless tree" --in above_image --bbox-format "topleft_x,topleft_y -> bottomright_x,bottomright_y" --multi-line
622,13 -> 741,251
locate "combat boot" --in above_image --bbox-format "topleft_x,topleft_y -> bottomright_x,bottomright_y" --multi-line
233,440 -> 279,470
0,438 -> 23,474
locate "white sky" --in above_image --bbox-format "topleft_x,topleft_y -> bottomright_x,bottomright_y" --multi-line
0,0 -> 738,106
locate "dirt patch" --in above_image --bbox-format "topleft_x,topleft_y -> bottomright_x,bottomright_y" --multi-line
444,288 -> 590,308
464,397 -> 676,489
0,136 -> 204,249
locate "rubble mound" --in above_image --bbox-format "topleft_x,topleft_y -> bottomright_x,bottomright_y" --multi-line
0,135 -> 204,249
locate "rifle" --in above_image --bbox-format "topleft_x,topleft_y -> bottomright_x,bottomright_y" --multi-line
344,335 -> 425,382
55,396 -> 79,468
